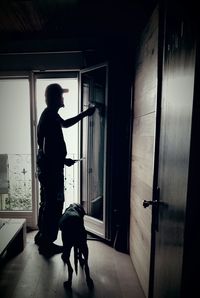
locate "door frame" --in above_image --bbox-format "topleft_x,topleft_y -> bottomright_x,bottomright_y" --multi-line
32,70 -> 81,220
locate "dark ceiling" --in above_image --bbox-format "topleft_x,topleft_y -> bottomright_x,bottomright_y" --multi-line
0,0 -> 156,53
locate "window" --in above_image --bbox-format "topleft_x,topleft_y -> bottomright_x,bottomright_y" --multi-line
0,79 -> 32,211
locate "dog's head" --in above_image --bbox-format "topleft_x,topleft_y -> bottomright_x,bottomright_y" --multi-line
66,203 -> 86,218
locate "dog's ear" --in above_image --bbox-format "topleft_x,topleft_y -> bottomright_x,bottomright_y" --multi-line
73,203 -> 86,217
80,205 -> 86,217
64,204 -> 72,213
78,203 -> 86,217
63,208 -> 67,213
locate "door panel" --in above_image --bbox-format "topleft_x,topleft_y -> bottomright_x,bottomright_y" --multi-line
80,64 -> 108,238
152,3 -> 196,297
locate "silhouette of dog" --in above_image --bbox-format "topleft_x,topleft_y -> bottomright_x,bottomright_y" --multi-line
59,203 -> 94,289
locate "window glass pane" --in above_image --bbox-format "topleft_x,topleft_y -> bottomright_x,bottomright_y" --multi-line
81,66 -> 107,221
0,79 -> 32,211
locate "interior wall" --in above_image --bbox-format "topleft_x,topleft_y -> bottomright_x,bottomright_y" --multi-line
130,7 -> 158,297
0,52 -> 84,71
105,48 -> 135,250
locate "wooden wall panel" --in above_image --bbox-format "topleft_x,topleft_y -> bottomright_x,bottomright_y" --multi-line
129,7 -> 158,298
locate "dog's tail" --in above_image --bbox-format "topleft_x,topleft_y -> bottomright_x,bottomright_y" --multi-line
74,245 -> 78,275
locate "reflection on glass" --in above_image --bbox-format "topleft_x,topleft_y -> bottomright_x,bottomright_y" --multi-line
0,79 -> 32,211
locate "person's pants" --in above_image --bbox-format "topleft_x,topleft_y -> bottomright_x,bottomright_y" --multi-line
37,170 -> 64,244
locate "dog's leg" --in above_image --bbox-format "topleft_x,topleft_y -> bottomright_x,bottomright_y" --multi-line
81,243 -> 94,289
65,259 -> 73,289
78,250 -> 85,268
61,251 -> 73,289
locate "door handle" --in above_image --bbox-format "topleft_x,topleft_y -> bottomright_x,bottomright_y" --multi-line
143,199 -> 159,232
143,188 -> 161,231
143,200 -> 158,208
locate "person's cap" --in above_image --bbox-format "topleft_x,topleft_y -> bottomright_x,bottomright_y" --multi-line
45,83 -> 69,98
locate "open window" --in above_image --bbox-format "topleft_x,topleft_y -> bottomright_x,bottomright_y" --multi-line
80,63 -> 108,239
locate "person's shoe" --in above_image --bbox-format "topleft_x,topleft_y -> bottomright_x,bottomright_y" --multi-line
50,243 -> 63,254
34,231 -> 42,246
38,242 -> 63,256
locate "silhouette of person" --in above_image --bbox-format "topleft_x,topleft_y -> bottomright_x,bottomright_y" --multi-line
34,83 -> 95,256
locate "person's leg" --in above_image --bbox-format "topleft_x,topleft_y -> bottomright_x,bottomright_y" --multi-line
51,171 -> 65,242
38,171 -> 64,255
38,200 -> 63,254
34,167 -> 47,245
34,184 -> 45,245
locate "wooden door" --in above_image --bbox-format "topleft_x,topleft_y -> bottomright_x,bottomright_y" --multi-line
130,7 -> 159,297
151,2 -> 196,297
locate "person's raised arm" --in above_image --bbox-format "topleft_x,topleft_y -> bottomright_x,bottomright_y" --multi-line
59,105 -> 95,128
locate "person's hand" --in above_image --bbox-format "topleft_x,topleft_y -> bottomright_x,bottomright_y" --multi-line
64,158 -> 75,167
85,104 -> 96,116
